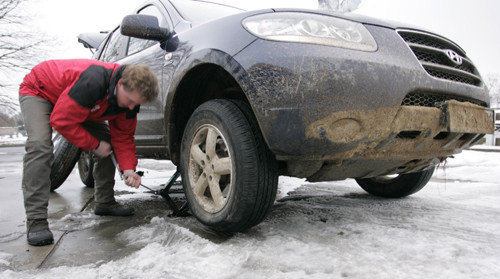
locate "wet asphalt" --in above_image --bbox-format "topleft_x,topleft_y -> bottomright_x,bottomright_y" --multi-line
0,146 -> 187,271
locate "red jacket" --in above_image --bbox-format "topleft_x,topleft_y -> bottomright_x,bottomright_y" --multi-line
19,59 -> 138,171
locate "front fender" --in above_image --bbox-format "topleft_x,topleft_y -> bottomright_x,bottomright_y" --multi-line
163,48 -> 260,163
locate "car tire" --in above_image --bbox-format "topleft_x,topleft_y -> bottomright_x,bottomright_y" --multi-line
77,151 -> 95,188
180,99 -> 278,232
355,168 -> 435,198
50,133 -> 82,191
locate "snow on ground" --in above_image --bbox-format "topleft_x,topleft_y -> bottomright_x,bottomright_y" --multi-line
1,140 -> 499,278
0,252 -> 13,268
0,135 -> 26,147
49,212 -> 113,232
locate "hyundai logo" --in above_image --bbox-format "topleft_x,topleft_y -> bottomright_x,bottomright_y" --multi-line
445,49 -> 463,65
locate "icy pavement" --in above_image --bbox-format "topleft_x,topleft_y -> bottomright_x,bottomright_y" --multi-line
1,146 -> 499,278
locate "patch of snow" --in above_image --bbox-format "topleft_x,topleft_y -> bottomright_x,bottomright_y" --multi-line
49,212 -> 112,232
0,252 -> 13,267
276,176 -> 305,200
0,135 -> 26,146
115,192 -> 158,202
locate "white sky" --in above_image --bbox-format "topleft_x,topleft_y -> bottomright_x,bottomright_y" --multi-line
23,0 -> 500,77
27,0 -> 139,59
356,0 -> 500,77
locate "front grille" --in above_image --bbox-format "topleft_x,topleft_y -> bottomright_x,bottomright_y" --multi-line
398,30 -> 482,86
402,92 -> 486,107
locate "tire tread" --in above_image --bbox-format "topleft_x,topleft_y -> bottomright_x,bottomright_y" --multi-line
181,99 -> 278,232
50,134 -> 81,191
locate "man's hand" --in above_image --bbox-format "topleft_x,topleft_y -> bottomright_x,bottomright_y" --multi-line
123,169 -> 141,188
94,140 -> 111,158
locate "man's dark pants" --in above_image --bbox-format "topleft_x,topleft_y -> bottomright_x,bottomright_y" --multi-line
19,94 -> 116,220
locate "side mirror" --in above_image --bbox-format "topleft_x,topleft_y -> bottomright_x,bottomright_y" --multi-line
121,14 -> 170,41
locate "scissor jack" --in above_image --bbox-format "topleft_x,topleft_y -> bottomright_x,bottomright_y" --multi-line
155,169 -> 189,217
110,151 -> 189,217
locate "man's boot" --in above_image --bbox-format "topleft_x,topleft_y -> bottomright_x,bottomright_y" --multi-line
95,201 -> 134,216
27,219 -> 54,246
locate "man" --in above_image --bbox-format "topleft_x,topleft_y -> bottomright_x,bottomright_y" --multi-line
19,59 -> 159,246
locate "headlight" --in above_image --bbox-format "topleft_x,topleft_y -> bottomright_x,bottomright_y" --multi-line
242,12 -> 377,52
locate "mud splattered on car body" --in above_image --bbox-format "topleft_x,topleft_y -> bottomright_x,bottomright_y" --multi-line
73,1 -> 493,232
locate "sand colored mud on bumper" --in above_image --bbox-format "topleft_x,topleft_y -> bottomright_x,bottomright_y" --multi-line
285,101 -> 493,181
305,100 -> 494,160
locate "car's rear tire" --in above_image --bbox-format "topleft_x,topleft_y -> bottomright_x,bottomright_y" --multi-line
50,133 -> 81,191
355,168 -> 435,198
180,99 -> 278,232
78,151 -> 95,188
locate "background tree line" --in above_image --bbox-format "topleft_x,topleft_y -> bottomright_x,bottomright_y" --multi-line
0,0 -> 47,129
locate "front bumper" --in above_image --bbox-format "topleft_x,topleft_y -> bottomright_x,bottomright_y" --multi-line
235,24 -> 491,162
290,101 -> 493,181
305,100 -> 494,160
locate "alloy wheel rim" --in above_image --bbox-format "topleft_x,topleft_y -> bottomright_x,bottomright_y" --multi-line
188,124 -> 232,213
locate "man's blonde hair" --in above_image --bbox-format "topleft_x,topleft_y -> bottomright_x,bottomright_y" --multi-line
121,64 -> 159,102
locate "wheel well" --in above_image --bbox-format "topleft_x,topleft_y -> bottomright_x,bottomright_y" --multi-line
169,64 -> 248,165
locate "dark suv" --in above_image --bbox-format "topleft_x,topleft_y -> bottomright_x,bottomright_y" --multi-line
59,0 -> 493,232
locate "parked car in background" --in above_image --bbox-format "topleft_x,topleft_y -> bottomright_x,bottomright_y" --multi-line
54,0 -> 493,232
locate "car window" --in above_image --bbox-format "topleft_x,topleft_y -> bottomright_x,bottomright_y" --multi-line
101,27 -> 127,62
127,5 -> 169,56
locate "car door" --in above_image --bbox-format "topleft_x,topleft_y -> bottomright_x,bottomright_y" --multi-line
118,4 -> 175,156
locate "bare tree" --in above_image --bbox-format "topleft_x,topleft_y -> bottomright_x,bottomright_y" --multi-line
0,0 -> 47,85
0,0 -> 50,127
0,95 -> 21,126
